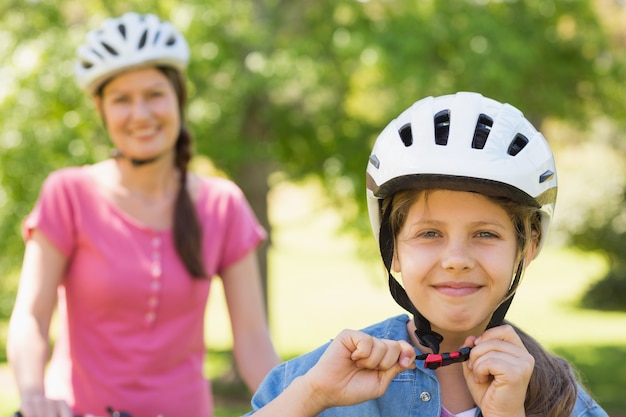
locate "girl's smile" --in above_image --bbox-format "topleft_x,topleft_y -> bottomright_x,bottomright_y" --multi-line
432,281 -> 483,297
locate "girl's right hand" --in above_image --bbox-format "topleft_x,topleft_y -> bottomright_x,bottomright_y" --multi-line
19,394 -> 73,417
302,329 -> 416,410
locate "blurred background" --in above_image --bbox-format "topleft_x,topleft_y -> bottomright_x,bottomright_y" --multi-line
1,0 -> 625,415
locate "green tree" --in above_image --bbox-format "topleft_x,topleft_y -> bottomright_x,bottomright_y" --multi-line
561,1 -> 626,312
1,0 -> 625,320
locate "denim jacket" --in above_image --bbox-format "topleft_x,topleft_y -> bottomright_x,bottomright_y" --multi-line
245,315 -> 608,417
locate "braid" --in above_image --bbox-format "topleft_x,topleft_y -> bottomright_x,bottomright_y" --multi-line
157,66 -> 206,279
173,127 -> 206,278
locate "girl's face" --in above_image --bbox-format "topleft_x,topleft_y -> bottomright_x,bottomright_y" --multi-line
392,190 -> 520,337
95,67 -> 180,163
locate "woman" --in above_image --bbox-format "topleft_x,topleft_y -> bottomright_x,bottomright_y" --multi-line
7,12 -> 279,417
244,92 -> 608,416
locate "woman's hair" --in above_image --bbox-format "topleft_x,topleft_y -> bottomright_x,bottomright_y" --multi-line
97,66 -> 206,279
386,189 -> 578,417
158,66 -> 207,279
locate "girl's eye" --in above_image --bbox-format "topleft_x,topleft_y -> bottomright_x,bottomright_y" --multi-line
419,230 -> 440,239
476,231 -> 498,239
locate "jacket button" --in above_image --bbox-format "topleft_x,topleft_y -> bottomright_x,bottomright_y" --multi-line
420,391 -> 432,402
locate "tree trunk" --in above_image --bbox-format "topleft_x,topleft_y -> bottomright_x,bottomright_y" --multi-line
213,97 -> 277,394
234,160 -> 275,309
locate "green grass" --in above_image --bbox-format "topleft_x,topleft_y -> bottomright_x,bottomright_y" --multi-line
0,393 -> 18,416
556,345 -> 626,415
1,180 -> 625,416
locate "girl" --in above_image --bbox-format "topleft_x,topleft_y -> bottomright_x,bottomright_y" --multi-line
7,12 -> 279,417
244,92 -> 607,416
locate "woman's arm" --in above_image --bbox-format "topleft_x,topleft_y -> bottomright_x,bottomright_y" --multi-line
221,250 -> 280,391
7,230 -> 72,417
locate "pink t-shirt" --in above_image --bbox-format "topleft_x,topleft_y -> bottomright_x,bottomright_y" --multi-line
23,167 -> 266,417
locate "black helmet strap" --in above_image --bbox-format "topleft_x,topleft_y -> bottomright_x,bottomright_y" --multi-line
487,261 -> 524,329
379,203 -> 443,353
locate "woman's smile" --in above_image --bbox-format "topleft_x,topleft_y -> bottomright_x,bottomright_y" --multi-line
129,126 -> 160,140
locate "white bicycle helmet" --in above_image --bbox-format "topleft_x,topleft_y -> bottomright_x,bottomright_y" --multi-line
75,12 -> 189,95
367,91 -> 557,255
366,92 -> 558,358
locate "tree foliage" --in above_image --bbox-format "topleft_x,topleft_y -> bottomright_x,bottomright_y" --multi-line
1,0 -> 625,317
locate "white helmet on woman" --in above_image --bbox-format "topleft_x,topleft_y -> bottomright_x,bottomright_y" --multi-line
366,92 -> 558,358
75,12 -> 189,95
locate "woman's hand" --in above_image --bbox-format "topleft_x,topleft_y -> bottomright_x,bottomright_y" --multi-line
462,325 -> 534,417
303,329 -> 416,410
19,392 -> 73,417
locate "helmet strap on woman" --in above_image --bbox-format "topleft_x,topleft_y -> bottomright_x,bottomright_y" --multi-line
110,148 -> 164,167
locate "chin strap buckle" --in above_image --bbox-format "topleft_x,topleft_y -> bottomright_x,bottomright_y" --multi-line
416,347 -> 472,370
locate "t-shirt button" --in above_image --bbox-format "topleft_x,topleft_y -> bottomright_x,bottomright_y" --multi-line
151,265 -> 162,277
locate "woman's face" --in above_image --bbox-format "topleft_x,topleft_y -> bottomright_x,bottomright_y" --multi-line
392,190 -> 520,337
95,67 -> 180,163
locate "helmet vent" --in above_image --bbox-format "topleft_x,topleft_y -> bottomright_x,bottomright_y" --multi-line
398,124 -> 413,147
507,133 -> 529,156
138,30 -> 148,49
472,114 -> 493,149
90,48 -> 103,60
369,154 -> 380,169
166,35 -> 177,46
539,170 -> 554,183
101,42 -> 119,56
434,110 -> 450,145
117,24 -> 126,39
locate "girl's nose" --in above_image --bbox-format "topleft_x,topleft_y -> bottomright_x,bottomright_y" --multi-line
440,240 -> 475,271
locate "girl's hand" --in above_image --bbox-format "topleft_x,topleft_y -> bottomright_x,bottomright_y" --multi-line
462,325 -> 534,417
303,329 -> 416,410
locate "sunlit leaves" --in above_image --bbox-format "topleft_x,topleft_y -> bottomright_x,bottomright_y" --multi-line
0,0 -> 625,285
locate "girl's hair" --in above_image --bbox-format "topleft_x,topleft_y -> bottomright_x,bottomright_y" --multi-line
512,323 -> 578,417
387,189 -> 578,417
97,66 -> 206,279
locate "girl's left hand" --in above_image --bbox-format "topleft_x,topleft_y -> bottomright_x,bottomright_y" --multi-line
462,325 -> 534,417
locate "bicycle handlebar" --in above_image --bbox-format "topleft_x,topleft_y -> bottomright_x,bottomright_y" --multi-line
14,413 -> 87,417
14,407 -> 134,417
